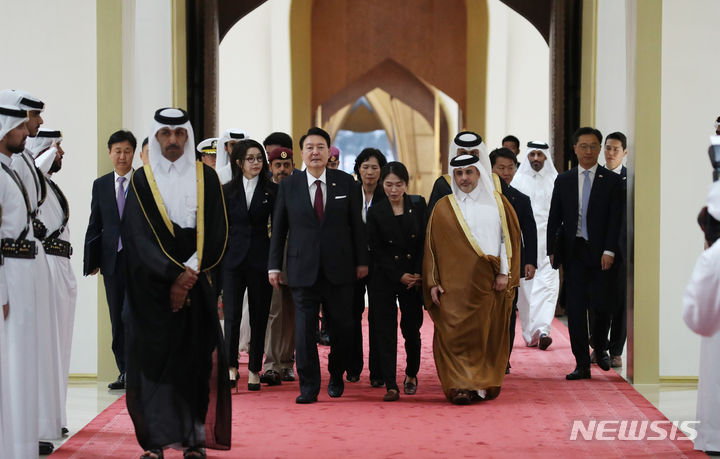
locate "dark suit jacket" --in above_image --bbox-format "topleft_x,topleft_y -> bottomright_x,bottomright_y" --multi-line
83,171 -> 123,276
269,168 -> 368,287
500,179 -> 538,273
366,194 -> 426,288
222,178 -> 277,271
427,175 -> 452,216
618,166 -> 628,261
547,165 -> 623,265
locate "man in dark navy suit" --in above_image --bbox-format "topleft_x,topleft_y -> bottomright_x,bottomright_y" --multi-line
490,148 -> 537,371
596,131 -> 628,368
547,127 -> 623,380
268,127 -> 368,404
83,130 -> 136,390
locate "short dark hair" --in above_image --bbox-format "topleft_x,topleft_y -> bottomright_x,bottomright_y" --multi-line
141,137 -> 148,148
263,131 -> 293,149
573,126 -> 603,145
502,135 -> 520,149
605,131 -> 627,150
229,139 -> 269,185
107,130 -> 137,150
353,148 -> 388,176
380,161 -> 409,186
489,147 -> 518,167
299,127 -> 331,150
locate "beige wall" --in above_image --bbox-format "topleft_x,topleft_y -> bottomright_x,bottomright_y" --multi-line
485,0 -> 550,150
0,0 -> 99,375
658,0 -> 720,377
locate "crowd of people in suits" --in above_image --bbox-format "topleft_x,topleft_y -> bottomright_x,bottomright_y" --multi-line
0,89 -> 630,456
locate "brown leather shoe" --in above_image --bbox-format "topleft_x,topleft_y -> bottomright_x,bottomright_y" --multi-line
260,370 -> 282,386
383,389 -> 400,401
451,390 -> 471,405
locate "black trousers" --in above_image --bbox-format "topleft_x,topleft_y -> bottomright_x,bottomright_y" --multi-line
368,283 -> 423,391
104,249 -> 127,374
347,277 -> 368,378
589,260 -> 627,356
565,238 -> 611,369
291,272 -> 354,397
222,265 -> 273,372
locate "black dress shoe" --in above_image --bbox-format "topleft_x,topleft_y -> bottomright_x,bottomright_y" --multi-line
39,441 -> 55,455
141,448 -> 164,458
370,378 -> 384,388
248,382 -> 261,391
328,377 -> 344,398
596,352 -> 611,371
403,377 -> 417,395
538,333 -> 553,350
451,390 -> 471,405
280,368 -> 295,381
383,389 -> 400,401
566,367 -> 591,380
346,374 -> 360,383
62,426 -> 69,436
317,333 -> 331,346
295,394 -> 318,404
260,370 -> 282,386
108,373 -> 126,390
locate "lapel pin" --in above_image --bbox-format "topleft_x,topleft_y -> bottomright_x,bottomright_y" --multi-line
599,174 -> 604,178
332,182 -> 336,186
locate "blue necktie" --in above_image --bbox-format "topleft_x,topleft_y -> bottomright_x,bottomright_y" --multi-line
581,170 -> 591,240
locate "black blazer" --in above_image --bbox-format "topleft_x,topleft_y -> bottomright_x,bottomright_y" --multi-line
427,175 -> 452,216
83,171 -> 123,276
366,194 -> 426,288
547,165 -> 623,265
618,166 -> 628,262
500,179 -> 538,273
269,168 -> 368,287
222,178 -> 277,271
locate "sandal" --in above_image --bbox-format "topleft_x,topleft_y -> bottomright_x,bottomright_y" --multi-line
140,449 -> 164,459
184,446 -> 207,458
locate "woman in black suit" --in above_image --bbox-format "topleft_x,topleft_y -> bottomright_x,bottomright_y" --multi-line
222,139 -> 277,391
346,148 -> 387,384
366,161 -> 426,401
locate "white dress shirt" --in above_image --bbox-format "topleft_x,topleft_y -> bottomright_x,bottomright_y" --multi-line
243,175 -> 258,209
576,163 -> 614,257
610,164 -> 623,174
307,169 -> 327,209
455,184 -> 509,275
113,169 -> 133,201
151,155 -> 198,270
361,186 -> 374,223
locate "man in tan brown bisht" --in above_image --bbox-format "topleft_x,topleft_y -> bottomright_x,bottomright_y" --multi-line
423,152 -> 521,405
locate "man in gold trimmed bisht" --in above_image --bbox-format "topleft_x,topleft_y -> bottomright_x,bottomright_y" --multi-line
423,152 -> 521,405
122,108 -> 230,458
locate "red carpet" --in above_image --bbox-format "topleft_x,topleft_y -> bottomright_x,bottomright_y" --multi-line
54,313 -> 702,458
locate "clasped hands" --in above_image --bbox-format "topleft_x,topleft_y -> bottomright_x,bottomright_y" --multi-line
430,274 -> 508,307
400,273 -> 421,290
171,266 -> 199,312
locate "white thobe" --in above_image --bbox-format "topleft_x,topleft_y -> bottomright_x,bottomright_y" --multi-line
38,173 -> 77,427
455,184 -> 508,274
0,264 -> 11,459
11,149 -> 63,439
152,155 -> 198,270
682,239 -> 720,453
512,168 -> 560,345
0,153 -> 40,458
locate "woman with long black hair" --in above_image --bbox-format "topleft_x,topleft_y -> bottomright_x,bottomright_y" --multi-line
366,161 -> 426,401
222,139 -> 277,391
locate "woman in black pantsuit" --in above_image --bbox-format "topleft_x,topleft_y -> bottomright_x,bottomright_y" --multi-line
222,139 -> 277,391
366,161 -> 426,402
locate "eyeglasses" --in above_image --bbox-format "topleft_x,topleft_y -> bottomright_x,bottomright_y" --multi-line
577,143 -> 600,151
245,156 -> 264,163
